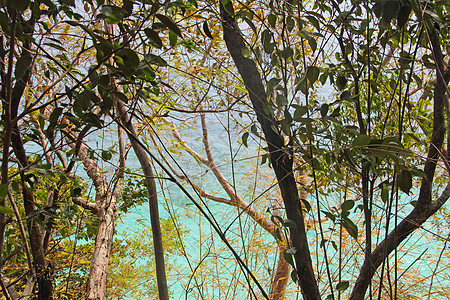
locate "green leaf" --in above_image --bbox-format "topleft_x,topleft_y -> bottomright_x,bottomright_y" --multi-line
0,184 -> 8,202
341,200 -> 354,211
15,55 -> 33,80
381,183 -> 389,203
271,215 -> 284,225
241,46 -> 252,59
336,75 -> 347,90
267,77 -> 282,93
306,15 -> 320,32
148,54 -> 168,67
101,150 -> 112,161
44,42 -> 66,52
291,270 -> 298,283
283,249 -> 295,266
112,91 -> 128,103
243,17 -> 257,35
320,103 -> 329,117
410,167 -> 426,178
342,217 -> 358,239
268,14 -> 277,28
280,47 -> 294,60
242,132 -> 249,147
307,66 -> 319,84
144,28 -> 163,49
0,206 -> 14,215
322,210 -> 335,222
202,21 -> 213,39
340,91 -> 353,102
7,0 -> 30,12
156,14 -> 182,37
120,48 -> 140,68
293,105 -> 308,120
276,93 -> 288,107
397,5 -> 411,28
262,29 -> 274,54
353,134 -> 372,146
301,198 -> 311,212
274,227 -> 283,242
336,281 -> 349,291
221,0 -> 235,17
169,30 -> 178,46
398,169 -> 412,194
307,37 -> 317,53
343,149 -> 358,168
0,12 -> 10,36
280,119 -> 291,135
383,1 -> 400,24
286,15 -> 295,32
101,5 -> 126,24
331,240 -> 337,251
49,107 -> 63,126
284,219 -> 297,228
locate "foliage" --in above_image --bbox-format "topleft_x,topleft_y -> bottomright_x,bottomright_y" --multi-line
0,0 -> 449,298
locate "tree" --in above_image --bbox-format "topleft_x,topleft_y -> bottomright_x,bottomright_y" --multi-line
0,0 -> 175,298
217,0 -> 450,298
1,0 -> 449,299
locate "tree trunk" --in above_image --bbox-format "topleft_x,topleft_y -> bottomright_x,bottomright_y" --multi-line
350,27 -> 450,299
116,100 -> 169,300
220,4 -> 320,299
85,191 -> 118,300
64,128 -> 123,300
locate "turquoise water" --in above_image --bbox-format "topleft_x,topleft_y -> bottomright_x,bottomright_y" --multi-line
115,114 -> 284,299
81,114 -> 449,299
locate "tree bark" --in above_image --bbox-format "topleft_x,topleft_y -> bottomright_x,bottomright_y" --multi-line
1,14 -> 53,299
64,126 -> 124,300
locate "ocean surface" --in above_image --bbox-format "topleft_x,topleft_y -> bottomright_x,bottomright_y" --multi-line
39,112 -> 448,299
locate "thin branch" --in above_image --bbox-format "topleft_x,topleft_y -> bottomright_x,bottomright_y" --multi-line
72,197 -> 98,214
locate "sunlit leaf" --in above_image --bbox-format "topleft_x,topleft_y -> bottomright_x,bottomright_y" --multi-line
241,46 -> 252,59
353,134 -> 372,146
342,217 -> 358,239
